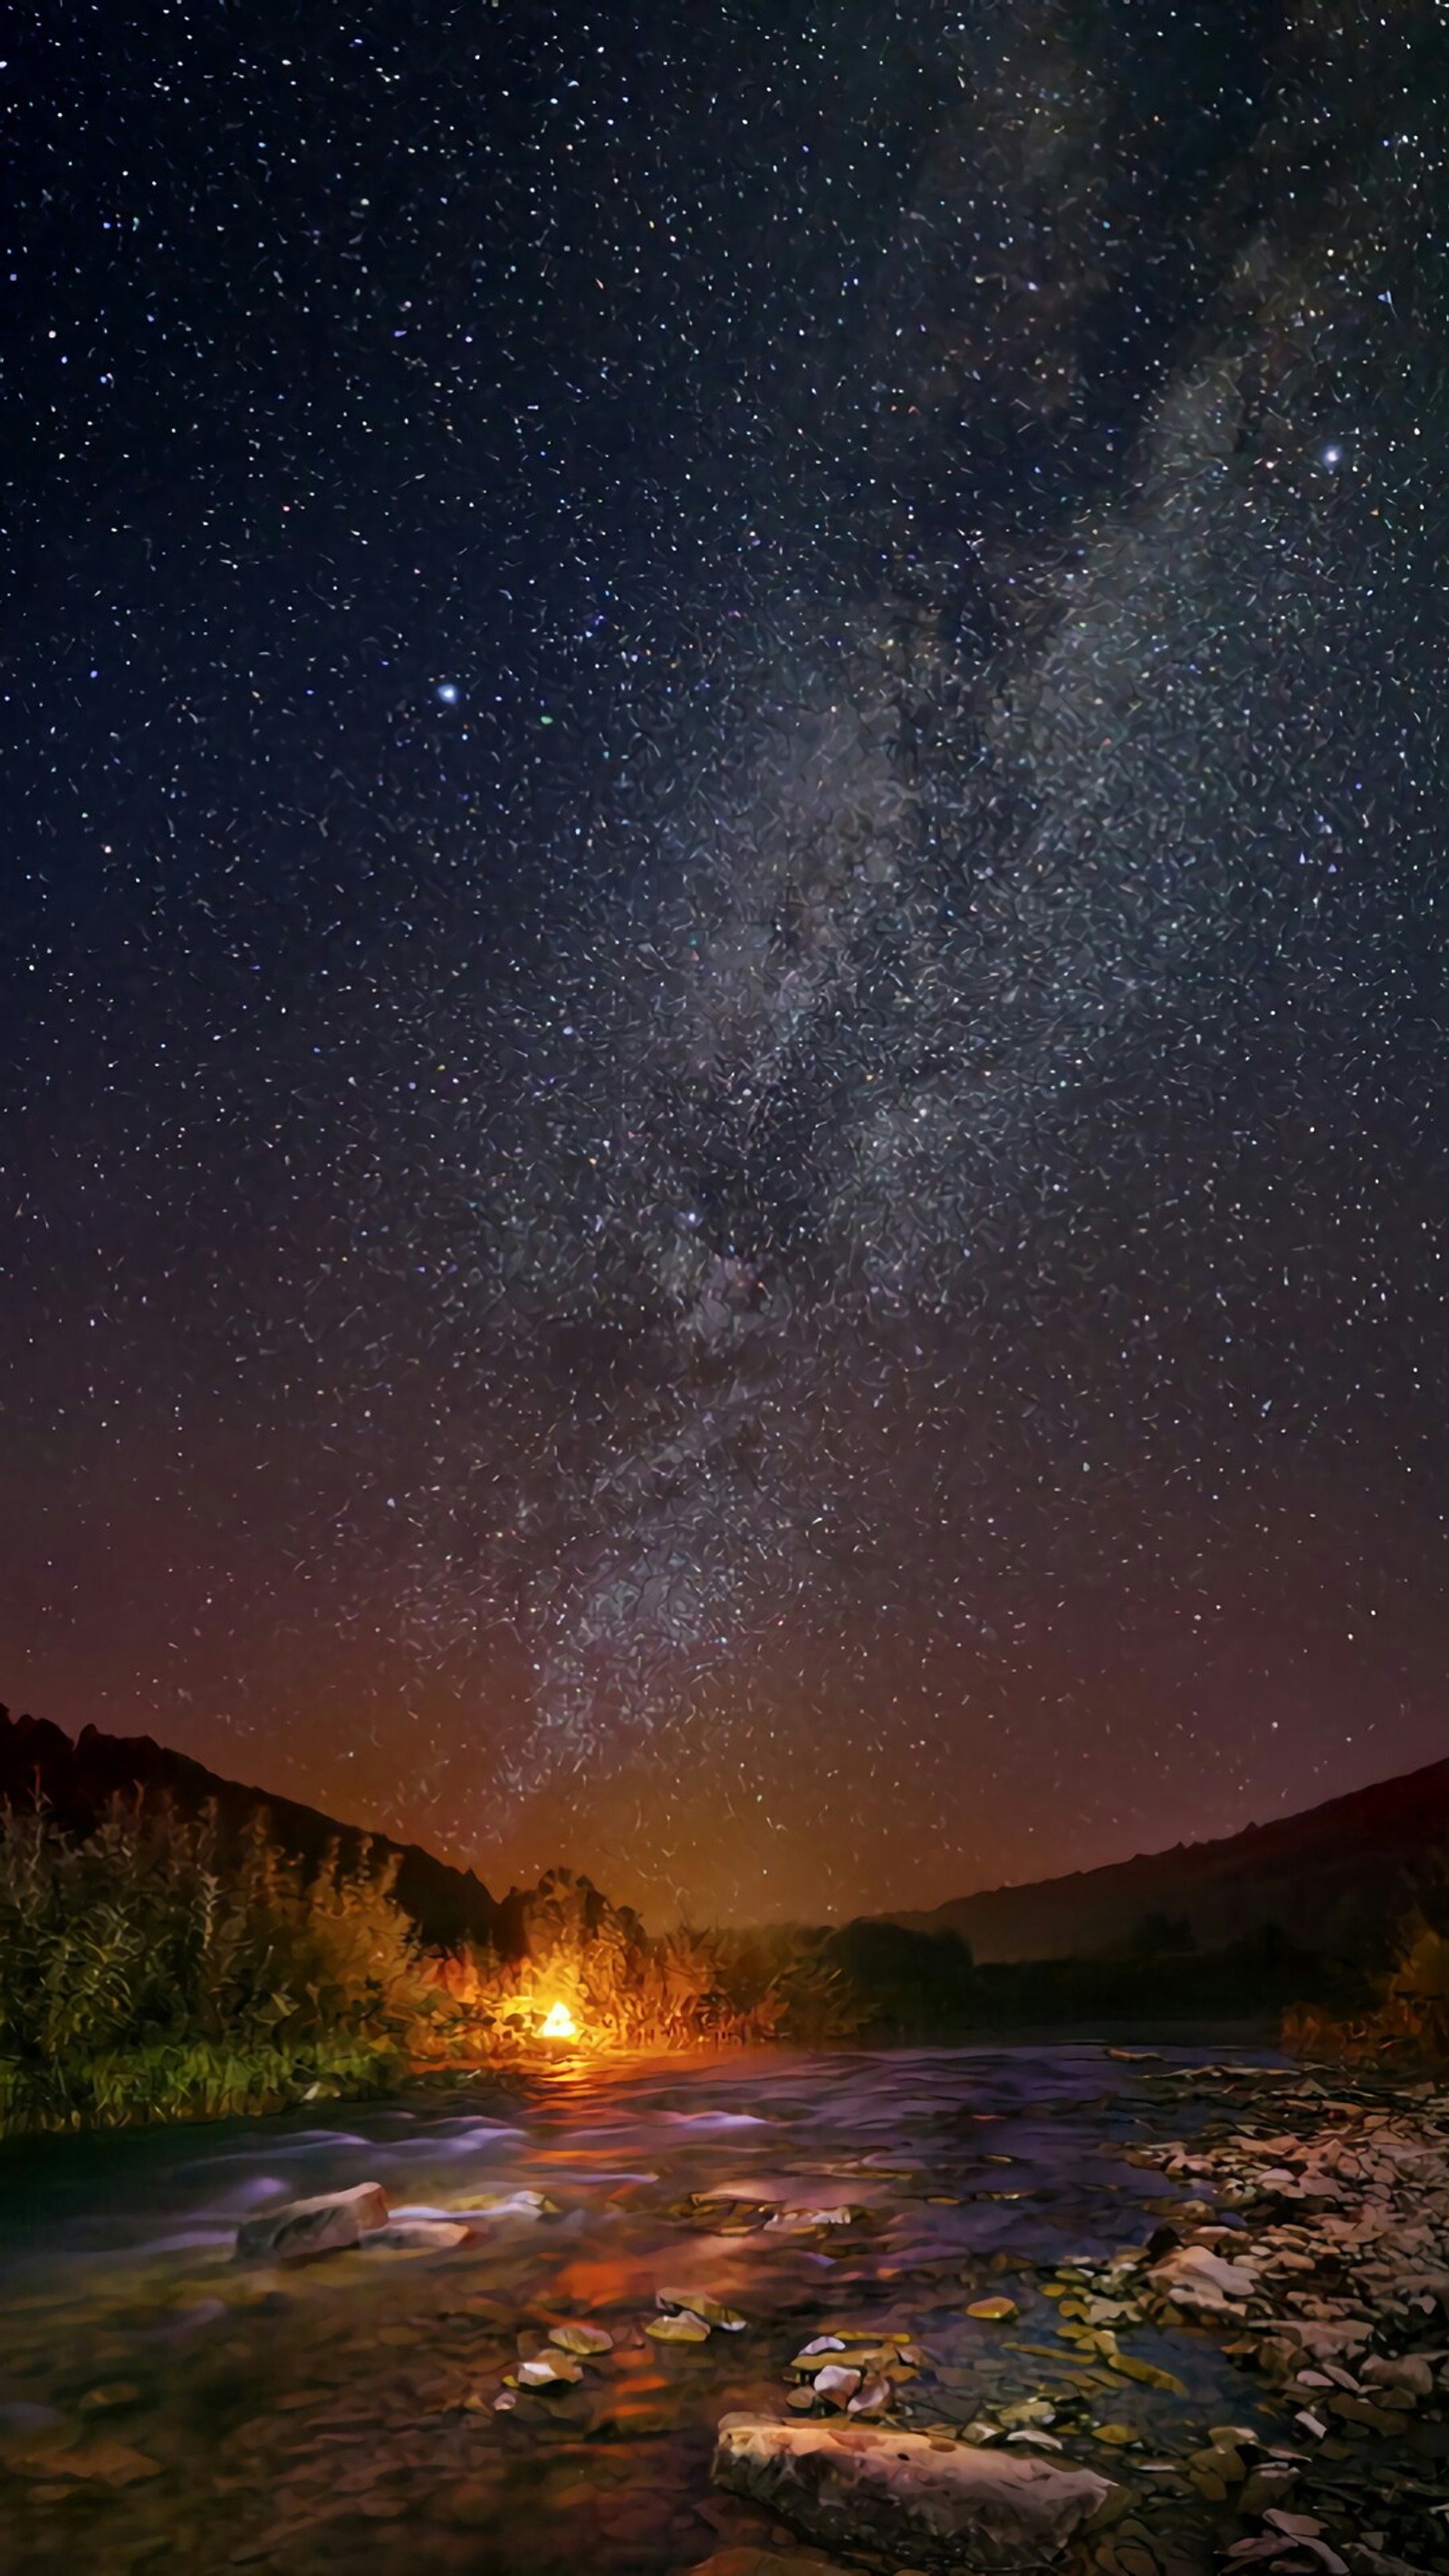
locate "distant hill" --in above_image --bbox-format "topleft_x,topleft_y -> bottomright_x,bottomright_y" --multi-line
0,1706 -> 513,1956
885,1756 -> 1449,1962
9,1705 -> 1446,1978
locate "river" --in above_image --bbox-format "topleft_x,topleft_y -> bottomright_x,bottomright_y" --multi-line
0,2042 -> 1288,2574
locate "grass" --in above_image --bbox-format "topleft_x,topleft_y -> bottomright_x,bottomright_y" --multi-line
0,1797 -> 434,2133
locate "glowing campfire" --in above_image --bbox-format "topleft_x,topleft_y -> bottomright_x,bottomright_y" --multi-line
540,2001 -> 579,2040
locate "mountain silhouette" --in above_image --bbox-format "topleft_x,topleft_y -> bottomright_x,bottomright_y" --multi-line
0,1705 -> 513,1956
886,1759 -> 1449,1960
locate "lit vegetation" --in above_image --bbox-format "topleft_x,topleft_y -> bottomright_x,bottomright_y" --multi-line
429,1865 -> 865,2060
0,1805 -> 863,2135
1283,1859 -> 1449,2073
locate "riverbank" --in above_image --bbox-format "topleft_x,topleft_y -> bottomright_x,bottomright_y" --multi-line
10,1789 -> 1358,2142
0,1799 -> 858,2139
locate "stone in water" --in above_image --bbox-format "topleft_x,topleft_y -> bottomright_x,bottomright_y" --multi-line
235,2182 -> 389,2264
361,2218 -> 470,2252
659,2287 -> 749,2329
550,2321 -> 614,2355
848,2377 -> 892,2417
515,2353 -> 583,2388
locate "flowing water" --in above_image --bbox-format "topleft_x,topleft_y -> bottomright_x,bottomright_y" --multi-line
0,2042 -> 1285,2573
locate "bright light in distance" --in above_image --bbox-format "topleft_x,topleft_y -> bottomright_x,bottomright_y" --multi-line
541,2002 -> 578,2039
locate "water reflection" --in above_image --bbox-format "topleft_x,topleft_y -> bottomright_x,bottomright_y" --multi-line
0,2043 -> 1282,2573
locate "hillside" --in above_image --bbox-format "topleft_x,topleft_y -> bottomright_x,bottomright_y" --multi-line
885,1755 -> 1449,1961
0,1705 -> 513,1955
7,1704 -> 1446,1976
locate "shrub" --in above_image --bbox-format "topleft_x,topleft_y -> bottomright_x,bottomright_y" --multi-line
1282,1860 -> 1449,2073
820,1919 -> 976,2034
427,1870 -> 866,2056
0,1796 -> 436,2131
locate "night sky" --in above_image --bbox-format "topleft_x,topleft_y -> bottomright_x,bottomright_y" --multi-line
5,0 -> 1448,1924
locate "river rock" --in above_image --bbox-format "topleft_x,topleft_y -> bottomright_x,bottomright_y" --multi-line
235,2182 -> 389,2263
1360,2354 -> 1434,2399
1148,2244 -> 1258,2310
711,2416 -> 1117,2568
474,2187 -> 558,2220
360,2217 -> 471,2251
1262,2319 -> 1373,2365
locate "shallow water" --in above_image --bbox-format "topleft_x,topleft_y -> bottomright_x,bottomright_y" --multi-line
0,2042 -> 1285,2573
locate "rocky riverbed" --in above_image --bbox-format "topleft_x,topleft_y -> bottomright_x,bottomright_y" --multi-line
0,2044 -> 1444,2576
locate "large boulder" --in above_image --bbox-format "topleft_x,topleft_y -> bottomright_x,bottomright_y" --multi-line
235,2182 -> 389,2263
711,2417 -> 1117,2569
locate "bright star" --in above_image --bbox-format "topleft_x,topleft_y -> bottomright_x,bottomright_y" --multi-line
437,682 -> 459,704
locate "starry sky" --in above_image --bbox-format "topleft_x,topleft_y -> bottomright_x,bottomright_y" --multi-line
4,0 -> 1448,1924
